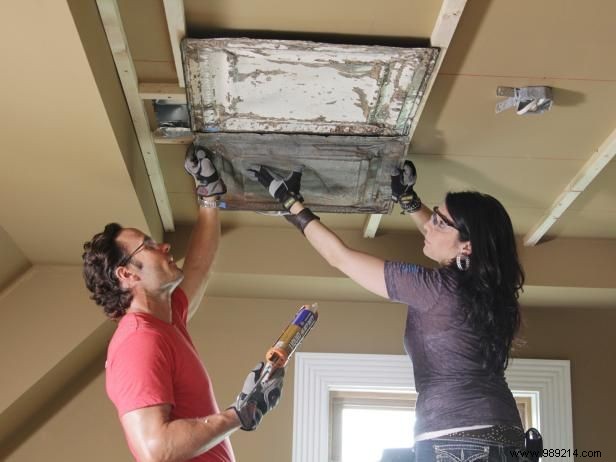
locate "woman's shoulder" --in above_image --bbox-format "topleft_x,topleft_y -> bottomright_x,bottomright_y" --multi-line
384,261 -> 459,310
386,261 -> 456,285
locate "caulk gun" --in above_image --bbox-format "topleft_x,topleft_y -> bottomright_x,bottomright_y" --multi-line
239,303 -> 318,406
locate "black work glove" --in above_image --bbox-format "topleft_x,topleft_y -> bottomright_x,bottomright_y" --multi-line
231,362 -> 284,431
246,165 -> 304,210
391,160 -> 421,213
184,144 -> 227,198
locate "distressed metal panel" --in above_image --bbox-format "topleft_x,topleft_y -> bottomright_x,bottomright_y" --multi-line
183,38 -> 438,136
194,133 -> 408,213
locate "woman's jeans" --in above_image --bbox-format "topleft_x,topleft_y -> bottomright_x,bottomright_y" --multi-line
414,436 -> 526,462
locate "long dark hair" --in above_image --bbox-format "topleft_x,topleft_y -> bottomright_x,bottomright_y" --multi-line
445,191 -> 524,371
82,223 -> 133,320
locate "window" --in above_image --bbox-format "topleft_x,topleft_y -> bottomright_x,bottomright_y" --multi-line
330,391 -> 417,462
328,390 -> 532,462
293,353 -> 573,462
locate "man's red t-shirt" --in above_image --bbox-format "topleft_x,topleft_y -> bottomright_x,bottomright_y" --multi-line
106,288 -> 235,462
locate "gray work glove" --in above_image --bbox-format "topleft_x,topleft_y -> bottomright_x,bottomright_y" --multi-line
391,160 -> 421,213
231,362 -> 284,431
246,165 -> 304,210
184,144 -> 227,198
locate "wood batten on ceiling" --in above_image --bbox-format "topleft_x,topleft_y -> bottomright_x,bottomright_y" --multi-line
138,83 -> 186,103
138,82 -> 191,144
524,127 -> 616,246
162,0 -> 186,88
362,0 -> 468,238
96,0 -> 175,231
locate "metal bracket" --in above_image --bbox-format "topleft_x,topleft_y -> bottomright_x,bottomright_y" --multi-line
496,86 -> 553,115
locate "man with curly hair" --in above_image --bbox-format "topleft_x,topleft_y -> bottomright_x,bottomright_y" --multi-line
82,145 -> 284,462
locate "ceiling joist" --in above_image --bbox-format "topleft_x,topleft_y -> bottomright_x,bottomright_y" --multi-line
362,0 -> 468,238
138,83 -> 186,103
362,214 -> 383,239
524,127 -> 616,246
96,0 -> 175,231
152,132 -> 193,144
162,0 -> 187,88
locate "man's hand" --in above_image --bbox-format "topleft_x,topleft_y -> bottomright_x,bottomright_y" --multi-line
231,362 -> 284,431
246,165 -> 304,210
391,160 -> 421,213
185,144 -> 227,198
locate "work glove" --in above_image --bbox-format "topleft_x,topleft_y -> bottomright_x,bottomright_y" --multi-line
391,160 -> 422,213
231,362 -> 284,431
246,165 -> 304,210
184,144 -> 227,198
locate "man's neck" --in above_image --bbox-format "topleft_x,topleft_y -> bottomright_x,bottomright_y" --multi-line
127,289 -> 173,324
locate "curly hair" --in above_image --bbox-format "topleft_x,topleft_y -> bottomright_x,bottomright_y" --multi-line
82,223 -> 134,320
445,192 -> 525,372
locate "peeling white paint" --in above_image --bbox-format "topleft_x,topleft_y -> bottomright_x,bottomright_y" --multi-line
183,38 -> 438,136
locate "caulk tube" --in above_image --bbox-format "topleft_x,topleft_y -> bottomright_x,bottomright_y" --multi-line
238,303 -> 319,408
262,303 -> 319,381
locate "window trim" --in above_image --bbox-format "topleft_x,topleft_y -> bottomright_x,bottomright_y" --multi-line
293,353 -> 573,462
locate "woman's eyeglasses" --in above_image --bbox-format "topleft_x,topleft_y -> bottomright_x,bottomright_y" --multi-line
431,206 -> 460,231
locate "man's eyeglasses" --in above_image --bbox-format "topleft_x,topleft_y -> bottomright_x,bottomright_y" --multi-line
118,240 -> 146,267
431,206 -> 460,231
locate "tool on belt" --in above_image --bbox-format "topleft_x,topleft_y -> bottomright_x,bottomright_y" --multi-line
524,427 -> 543,462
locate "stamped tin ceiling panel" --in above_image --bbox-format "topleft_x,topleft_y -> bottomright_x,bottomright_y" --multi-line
183,38 -> 438,136
194,133 -> 408,213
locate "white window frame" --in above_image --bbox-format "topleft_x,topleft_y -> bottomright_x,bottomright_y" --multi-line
293,353 -> 573,462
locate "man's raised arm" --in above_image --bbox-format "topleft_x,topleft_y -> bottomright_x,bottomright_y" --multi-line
180,144 -> 227,315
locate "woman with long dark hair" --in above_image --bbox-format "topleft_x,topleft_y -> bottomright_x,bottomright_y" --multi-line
247,161 -> 528,461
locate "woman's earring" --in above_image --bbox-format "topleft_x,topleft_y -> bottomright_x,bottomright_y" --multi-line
456,253 -> 470,271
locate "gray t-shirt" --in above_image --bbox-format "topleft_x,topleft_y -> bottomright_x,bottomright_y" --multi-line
384,261 -> 522,435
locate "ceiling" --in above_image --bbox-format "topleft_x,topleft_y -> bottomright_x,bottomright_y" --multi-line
120,0 -> 616,237
1,1 -> 615,301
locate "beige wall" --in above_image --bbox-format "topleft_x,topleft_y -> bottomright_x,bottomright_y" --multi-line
0,226 -> 30,292
0,266 -> 104,415
517,306 -> 616,453
5,297 -> 615,461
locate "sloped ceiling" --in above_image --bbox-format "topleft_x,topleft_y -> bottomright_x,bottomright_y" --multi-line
0,1 -> 160,267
